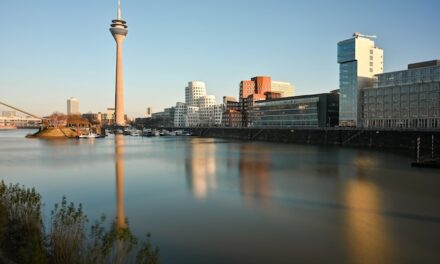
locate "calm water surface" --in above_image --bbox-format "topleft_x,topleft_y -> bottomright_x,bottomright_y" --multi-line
1,130 -> 440,263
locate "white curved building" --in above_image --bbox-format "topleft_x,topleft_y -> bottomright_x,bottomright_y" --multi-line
185,81 -> 207,107
198,95 -> 216,126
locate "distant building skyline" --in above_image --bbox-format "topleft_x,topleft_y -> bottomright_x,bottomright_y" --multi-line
67,97 -> 80,115
1,1 -> 439,117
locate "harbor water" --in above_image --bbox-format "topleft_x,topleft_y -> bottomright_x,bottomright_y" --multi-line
1,130 -> 439,263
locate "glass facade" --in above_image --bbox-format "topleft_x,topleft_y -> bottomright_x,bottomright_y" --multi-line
361,65 -> 440,129
339,61 -> 358,125
338,39 -> 358,127
249,94 -> 339,128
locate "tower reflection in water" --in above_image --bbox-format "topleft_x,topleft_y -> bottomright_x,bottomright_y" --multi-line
344,152 -> 394,264
115,134 -> 126,230
185,138 -> 217,199
113,134 -> 130,263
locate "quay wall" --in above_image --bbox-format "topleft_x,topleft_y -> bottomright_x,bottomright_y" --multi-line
188,127 -> 440,154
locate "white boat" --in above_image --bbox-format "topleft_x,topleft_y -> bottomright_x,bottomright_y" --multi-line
129,129 -> 141,136
78,132 -> 105,139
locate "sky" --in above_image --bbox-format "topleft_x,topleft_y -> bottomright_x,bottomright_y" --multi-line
1,0 -> 440,117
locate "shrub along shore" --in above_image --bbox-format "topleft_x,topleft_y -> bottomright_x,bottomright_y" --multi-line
0,181 -> 160,264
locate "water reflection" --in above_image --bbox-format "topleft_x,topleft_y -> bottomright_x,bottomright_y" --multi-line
185,139 -> 217,199
239,144 -> 271,204
115,134 -> 126,229
344,152 -> 394,264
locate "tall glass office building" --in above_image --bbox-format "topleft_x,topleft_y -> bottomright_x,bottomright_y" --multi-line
338,33 -> 383,127
361,60 -> 440,129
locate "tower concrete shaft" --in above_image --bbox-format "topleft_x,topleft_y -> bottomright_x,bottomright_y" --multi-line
110,0 -> 128,126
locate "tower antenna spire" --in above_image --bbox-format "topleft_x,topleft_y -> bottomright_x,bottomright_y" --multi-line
117,0 -> 122,20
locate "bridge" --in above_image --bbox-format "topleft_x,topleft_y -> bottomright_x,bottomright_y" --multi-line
0,101 -> 43,128
0,100 -> 43,120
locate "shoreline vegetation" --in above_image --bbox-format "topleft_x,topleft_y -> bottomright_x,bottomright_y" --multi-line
0,181 -> 160,264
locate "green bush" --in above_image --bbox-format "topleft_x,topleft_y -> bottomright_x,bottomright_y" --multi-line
0,181 -> 161,264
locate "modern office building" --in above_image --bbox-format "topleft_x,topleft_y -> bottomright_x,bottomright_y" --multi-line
199,95 -> 217,126
67,97 -> 80,115
238,76 -> 296,127
361,60 -> 440,129
249,93 -> 339,128
185,81 -> 207,107
338,33 -> 384,127
110,0 -> 128,126
271,81 -> 295,97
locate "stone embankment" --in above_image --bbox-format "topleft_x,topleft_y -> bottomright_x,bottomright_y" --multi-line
189,127 -> 440,154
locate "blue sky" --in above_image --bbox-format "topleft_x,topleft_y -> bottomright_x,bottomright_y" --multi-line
1,0 -> 439,117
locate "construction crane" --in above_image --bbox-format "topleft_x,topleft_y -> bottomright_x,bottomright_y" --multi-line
353,32 -> 377,39
0,100 -> 43,120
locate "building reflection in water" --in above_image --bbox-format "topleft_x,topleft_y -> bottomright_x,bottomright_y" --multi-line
238,144 -> 271,205
344,152 -> 394,264
185,138 -> 217,199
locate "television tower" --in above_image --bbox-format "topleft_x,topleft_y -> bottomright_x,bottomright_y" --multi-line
110,0 -> 128,126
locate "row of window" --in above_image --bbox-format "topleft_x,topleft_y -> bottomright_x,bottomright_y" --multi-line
363,118 -> 440,129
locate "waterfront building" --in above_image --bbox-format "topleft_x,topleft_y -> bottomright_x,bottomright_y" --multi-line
222,110 -> 242,127
110,0 -> 128,126
185,106 -> 200,127
264,92 -> 282,100
249,93 -> 339,128
199,95 -> 216,126
223,96 -> 240,112
81,113 -> 102,124
213,105 -> 223,126
338,33 -> 384,127
239,76 -> 296,127
174,102 -> 186,127
186,81 -> 207,107
102,108 -> 115,125
271,81 -> 295,97
67,97 -> 80,115
174,81 -> 221,127
240,80 -> 256,99
361,60 -> 440,129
